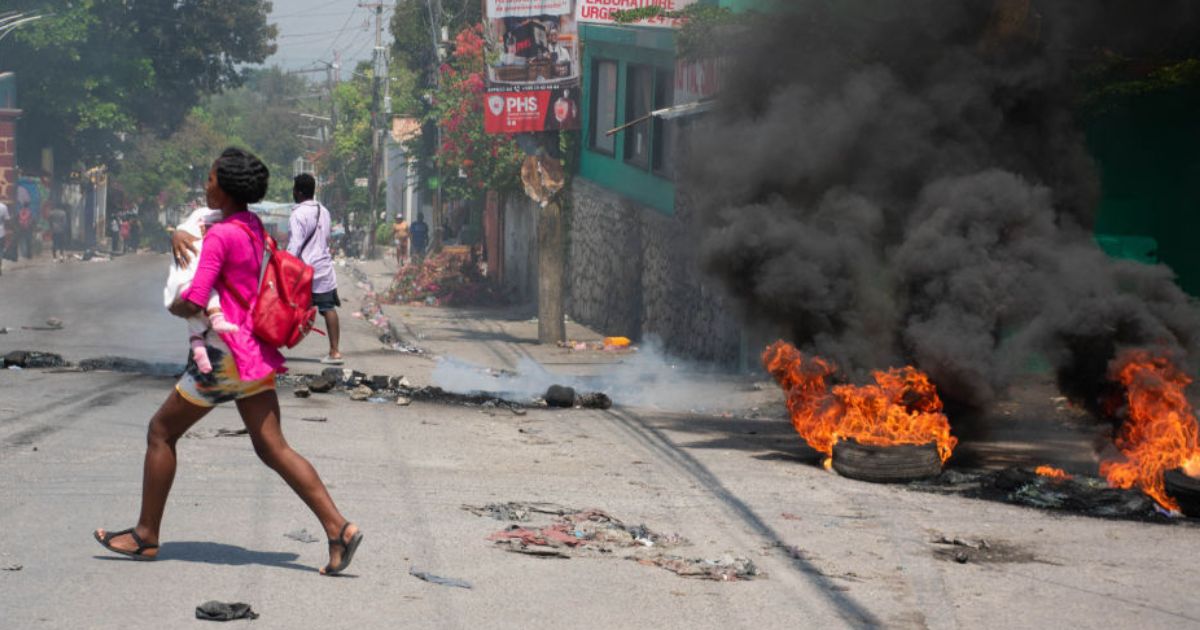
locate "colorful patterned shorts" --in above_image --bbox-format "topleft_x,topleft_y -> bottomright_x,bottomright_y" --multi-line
176,332 -> 275,408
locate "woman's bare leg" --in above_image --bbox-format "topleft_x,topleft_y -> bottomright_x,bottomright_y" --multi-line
94,389 -> 211,556
236,390 -> 356,572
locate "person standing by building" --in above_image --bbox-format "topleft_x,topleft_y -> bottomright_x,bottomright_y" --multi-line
0,199 -> 9,274
410,211 -> 429,259
109,216 -> 121,253
392,215 -> 409,266
129,215 -> 142,254
16,203 -> 34,259
48,205 -> 68,260
288,174 -> 344,365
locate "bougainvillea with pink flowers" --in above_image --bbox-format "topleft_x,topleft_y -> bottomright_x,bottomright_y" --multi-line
428,25 -> 523,200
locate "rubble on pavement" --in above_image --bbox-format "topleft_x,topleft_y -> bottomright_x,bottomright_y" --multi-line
466,502 -> 762,582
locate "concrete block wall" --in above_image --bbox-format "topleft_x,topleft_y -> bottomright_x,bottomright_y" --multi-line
567,177 -> 742,363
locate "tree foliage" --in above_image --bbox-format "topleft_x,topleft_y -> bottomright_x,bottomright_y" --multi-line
113,67 -> 313,210
426,25 -> 523,201
2,0 -> 277,171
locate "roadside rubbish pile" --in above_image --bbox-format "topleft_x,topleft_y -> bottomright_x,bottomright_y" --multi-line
381,250 -> 502,307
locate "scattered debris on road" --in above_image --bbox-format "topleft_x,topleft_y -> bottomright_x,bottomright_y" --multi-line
300,416 -> 327,423
76,357 -> 181,376
912,468 -> 1163,521
349,385 -> 373,401
185,428 -> 250,439
544,385 -> 576,408
467,503 -> 759,581
409,568 -> 473,590
2,563 -> 22,571
3,350 -> 67,369
284,528 -> 319,544
195,601 -> 259,621
21,318 -> 64,331
930,533 -> 1041,565
293,387 -> 311,398
462,501 -> 575,522
636,554 -> 762,582
577,392 -> 613,410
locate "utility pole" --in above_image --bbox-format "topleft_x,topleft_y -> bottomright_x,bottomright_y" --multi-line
360,2 -> 386,259
425,0 -> 444,252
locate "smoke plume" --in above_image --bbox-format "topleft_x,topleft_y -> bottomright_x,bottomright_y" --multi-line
691,0 -> 1200,408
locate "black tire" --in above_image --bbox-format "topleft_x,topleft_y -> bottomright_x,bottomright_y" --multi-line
831,439 -> 943,483
1164,469 -> 1200,517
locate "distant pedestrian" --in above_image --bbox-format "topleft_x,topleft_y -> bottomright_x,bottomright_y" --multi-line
288,173 -> 343,365
392,215 -> 409,265
16,203 -> 34,259
109,216 -> 120,253
94,147 -> 361,576
410,212 -> 429,258
119,217 -> 131,253
48,205 -> 68,259
129,216 -> 141,253
0,200 -> 10,274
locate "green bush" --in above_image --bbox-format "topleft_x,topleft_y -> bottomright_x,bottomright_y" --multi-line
375,222 -> 393,245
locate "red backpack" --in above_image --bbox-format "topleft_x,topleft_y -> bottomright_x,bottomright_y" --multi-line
228,221 -> 317,349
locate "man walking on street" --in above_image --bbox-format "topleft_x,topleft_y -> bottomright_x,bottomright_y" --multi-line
49,205 -> 68,260
288,174 -> 344,365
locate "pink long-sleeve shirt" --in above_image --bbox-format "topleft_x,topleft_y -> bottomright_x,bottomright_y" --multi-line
182,210 -> 286,380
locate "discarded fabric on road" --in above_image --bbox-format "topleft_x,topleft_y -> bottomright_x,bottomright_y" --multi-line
195,601 -> 259,621
409,568 -> 473,590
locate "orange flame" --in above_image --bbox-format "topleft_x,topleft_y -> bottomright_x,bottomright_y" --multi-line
1035,465 -> 1072,481
1100,350 -> 1200,511
762,341 -> 957,463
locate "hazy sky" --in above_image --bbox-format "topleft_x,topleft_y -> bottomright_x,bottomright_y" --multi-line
265,0 -> 388,71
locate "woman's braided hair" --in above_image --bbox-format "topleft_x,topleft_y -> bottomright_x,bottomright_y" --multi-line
214,147 -> 270,204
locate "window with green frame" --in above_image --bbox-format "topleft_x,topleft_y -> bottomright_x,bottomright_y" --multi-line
580,29 -> 677,213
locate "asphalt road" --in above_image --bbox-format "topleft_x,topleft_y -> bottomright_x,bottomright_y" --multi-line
3,254 -> 1200,629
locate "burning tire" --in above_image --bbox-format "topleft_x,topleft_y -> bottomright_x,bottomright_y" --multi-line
1164,469 -> 1200,517
831,439 -> 943,483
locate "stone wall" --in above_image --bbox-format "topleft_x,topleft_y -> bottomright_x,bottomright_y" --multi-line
567,177 -> 742,364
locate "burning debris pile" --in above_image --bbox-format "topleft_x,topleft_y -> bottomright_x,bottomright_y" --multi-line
915,467 -> 1161,521
693,3 -> 1200,410
763,340 -> 956,477
1100,350 -> 1200,515
380,250 -> 502,308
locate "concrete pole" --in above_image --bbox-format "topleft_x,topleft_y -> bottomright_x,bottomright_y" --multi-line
537,198 -> 565,344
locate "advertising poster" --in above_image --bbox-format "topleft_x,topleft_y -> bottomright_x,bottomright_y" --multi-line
575,0 -> 698,28
484,0 -> 581,133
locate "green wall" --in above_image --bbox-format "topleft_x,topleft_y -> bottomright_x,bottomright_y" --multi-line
1087,86 -> 1200,294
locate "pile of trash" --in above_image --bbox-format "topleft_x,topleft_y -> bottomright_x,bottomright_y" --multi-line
464,502 -> 763,582
381,251 -> 503,307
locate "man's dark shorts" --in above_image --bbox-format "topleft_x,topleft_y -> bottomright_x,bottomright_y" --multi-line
313,289 -> 341,314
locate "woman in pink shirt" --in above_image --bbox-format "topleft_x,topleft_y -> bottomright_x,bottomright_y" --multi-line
94,148 -> 362,576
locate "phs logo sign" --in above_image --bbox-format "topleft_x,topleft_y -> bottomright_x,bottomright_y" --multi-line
487,95 -> 505,116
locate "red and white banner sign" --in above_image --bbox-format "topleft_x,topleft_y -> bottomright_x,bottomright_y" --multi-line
576,0 -> 697,28
484,88 -> 581,134
488,0 -> 572,18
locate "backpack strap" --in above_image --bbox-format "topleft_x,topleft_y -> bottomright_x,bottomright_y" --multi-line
223,220 -> 271,310
297,202 -> 323,257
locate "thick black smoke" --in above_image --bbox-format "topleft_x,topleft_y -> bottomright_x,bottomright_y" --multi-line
691,1 -> 1200,407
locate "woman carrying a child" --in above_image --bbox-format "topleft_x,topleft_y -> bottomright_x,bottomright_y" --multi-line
93,147 -> 362,576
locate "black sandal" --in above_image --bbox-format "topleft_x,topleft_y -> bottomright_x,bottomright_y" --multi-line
94,528 -> 158,561
322,522 -> 363,576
